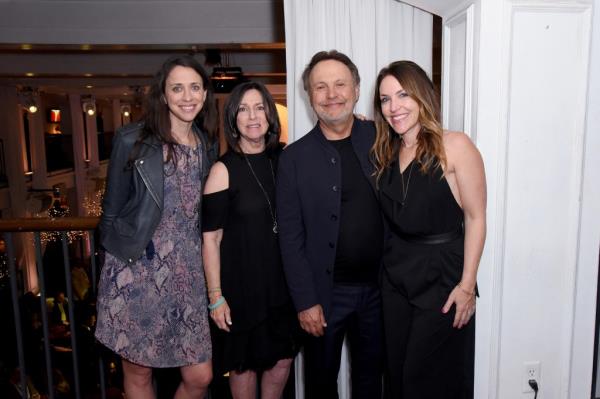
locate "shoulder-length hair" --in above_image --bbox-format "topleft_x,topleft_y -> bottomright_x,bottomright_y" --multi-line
223,81 -> 281,155
136,55 -> 217,164
371,60 -> 445,183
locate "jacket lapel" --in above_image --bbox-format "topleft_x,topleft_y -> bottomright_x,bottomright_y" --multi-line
136,139 -> 164,210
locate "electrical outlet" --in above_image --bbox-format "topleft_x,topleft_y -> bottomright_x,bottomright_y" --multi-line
522,361 -> 541,393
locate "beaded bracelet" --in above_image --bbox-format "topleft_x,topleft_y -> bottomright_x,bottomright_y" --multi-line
208,296 -> 225,311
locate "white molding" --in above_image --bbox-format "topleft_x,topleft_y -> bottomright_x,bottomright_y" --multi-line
399,0 -> 476,17
442,4 -> 475,135
565,2 -> 598,397
482,3 -> 512,397
480,3 -> 512,397
463,5 -> 474,137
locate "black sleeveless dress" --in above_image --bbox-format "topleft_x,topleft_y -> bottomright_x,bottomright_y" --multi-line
379,159 -> 465,309
202,149 -> 299,375
378,159 -> 475,399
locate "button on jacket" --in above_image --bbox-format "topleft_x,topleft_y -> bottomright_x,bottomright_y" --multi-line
276,118 -> 377,317
100,122 -> 218,263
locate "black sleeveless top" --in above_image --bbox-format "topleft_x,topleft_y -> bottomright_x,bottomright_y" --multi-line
378,159 -> 465,309
202,149 -> 292,331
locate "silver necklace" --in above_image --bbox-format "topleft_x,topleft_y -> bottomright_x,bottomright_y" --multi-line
243,153 -> 278,234
399,160 -> 415,207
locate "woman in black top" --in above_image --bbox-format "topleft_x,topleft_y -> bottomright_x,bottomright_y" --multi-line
202,82 -> 298,399
371,61 -> 486,398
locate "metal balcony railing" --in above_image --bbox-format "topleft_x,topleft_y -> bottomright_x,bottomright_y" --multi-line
0,217 -> 295,399
0,217 -> 103,399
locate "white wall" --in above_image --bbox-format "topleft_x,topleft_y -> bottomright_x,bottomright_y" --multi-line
473,1 -> 597,398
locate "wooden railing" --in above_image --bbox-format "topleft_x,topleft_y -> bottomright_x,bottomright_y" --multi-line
0,217 -> 100,232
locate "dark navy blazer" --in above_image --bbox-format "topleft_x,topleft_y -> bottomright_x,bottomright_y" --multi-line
276,118 -> 378,318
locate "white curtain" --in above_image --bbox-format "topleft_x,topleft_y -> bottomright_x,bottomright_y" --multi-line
283,1 -> 433,398
284,0 -> 433,142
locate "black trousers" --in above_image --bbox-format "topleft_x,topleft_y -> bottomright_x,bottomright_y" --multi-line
381,271 -> 475,399
303,284 -> 384,399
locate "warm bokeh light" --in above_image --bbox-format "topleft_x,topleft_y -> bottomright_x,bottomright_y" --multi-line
275,103 -> 288,144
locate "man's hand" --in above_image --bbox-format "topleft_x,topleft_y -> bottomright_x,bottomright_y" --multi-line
298,304 -> 327,337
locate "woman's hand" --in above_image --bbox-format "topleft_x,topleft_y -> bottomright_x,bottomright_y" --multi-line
209,296 -> 232,332
442,284 -> 476,329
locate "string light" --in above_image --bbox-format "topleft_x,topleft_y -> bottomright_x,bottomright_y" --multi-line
83,189 -> 104,217
39,200 -> 85,245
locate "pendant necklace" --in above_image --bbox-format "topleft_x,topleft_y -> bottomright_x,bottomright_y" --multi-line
399,160 -> 415,207
243,153 -> 278,234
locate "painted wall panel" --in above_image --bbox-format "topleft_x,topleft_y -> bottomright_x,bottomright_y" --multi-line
498,6 -> 590,398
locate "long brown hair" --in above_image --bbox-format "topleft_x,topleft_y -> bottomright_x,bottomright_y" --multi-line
371,60 -> 445,182
131,55 -> 217,166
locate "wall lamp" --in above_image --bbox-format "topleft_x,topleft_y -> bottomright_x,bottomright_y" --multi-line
120,104 -> 131,117
81,96 -> 96,116
18,87 -> 39,114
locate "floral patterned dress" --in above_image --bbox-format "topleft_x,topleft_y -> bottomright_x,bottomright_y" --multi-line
95,144 -> 211,367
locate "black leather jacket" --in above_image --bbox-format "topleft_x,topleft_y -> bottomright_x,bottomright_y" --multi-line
99,122 -> 218,263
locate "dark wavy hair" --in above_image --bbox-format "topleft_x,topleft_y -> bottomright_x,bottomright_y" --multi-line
371,60 -> 445,183
223,81 -> 281,154
134,55 -> 217,164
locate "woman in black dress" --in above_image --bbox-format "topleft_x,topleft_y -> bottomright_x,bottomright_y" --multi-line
202,82 -> 298,399
371,61 -> 486,398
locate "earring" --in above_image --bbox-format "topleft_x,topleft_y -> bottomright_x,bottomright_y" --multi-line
232,132 -> 238,138
161,96 -> 167,104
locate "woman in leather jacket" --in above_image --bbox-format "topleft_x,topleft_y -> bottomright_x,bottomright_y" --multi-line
95,55 -> 218,399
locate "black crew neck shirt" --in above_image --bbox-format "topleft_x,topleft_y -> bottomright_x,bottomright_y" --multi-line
328,136 -> 383,284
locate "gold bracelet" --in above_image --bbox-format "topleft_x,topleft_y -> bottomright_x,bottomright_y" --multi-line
208,287 -> 222,294
457,282 -> 475,296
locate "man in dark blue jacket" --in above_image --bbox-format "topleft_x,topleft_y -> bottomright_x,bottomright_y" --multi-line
277,50 -> 384,398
